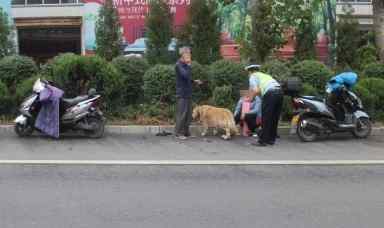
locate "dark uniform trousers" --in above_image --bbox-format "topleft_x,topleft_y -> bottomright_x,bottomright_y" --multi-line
175,97 -> 192,136
260,89 -> 283,144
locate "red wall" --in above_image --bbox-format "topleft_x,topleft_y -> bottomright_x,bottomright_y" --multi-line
114,0 -> 190,43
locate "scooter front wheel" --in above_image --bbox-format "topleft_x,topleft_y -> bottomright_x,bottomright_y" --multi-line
352,117 -> 372,139
14,123 -> 34,137
297,118 -> 318,142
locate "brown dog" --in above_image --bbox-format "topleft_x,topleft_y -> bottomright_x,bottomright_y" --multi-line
192,105 -> 239,140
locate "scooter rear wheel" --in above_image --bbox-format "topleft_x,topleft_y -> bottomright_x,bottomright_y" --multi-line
297,118 -> 318,142
83,116 -> 105,138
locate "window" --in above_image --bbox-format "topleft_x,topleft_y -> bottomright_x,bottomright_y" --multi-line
61,0 -> 77,3
12,0 -> 26,5
44,0 -> 60,3
12,0 -> 81,5
27,0 -> 42,4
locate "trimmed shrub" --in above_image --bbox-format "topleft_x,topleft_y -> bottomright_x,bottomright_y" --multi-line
0,55 -> 38,93
260,59 -> 292,82
191,61 -> 211,103
212,85 -> 234,110
357,45 -> 378,69
14,75 -> 47,105
0,81 -> 11,115
209,60 -> 247,100
280,83 -> 318,121
111,56 -> 150,105
291,60 -> 332,94
46,53 -> 122,113
362,62 -> 384,80
353,84 -> 376,118
143,64 -> 176,104
301,83 -> 318,96
357,78 -> 384,120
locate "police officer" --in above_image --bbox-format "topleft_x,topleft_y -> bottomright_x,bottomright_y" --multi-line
246,64 -> 283,146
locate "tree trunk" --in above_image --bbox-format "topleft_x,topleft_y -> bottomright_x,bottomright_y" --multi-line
373,0 -> 384,62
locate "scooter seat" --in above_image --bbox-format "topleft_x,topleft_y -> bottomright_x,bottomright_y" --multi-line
62,95 -> 89,107
301,96 -> 324,102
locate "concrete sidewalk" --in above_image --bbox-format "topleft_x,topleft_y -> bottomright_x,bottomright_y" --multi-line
0,126 -> 383,162
1,124 -> 384,136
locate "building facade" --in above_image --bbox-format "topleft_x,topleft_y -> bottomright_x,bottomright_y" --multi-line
336,0 -> 373,30
5,0 -> 190,62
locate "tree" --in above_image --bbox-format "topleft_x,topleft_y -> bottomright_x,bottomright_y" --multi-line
95,0 -> 122,61
145,0 -> 173,64
0,7 -> 15,58
182,0 -> 221,64
251,0 -> 283,63
295,9 -> 317,60
336,12 -> 360,68
373,0 -> 384,61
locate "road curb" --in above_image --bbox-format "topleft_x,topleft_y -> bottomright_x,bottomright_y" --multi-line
1,124 -> 383,136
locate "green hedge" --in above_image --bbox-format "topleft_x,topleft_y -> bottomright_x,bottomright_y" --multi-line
362,63 -> 384,80
291,60 -> 332,94
0,55 -> 38,94
143,64 -> 176,103
357,77 -> 384,120
111,56 -> 150,105
212,85 -> 234,109
357,45 -> 378,69
46,53 -> 122,113
191,61 -> 211,103
209,60 -> 247,100
260,59 -> 292,82
0,81 -> 11,115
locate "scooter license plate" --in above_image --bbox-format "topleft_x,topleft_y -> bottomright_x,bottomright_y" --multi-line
291,115 -> 300,125
290,115 -> 299,135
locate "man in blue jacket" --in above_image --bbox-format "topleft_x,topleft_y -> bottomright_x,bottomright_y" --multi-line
175,47 -> 201,140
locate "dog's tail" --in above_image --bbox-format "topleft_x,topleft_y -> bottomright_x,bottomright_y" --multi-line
227,112 -> 240,135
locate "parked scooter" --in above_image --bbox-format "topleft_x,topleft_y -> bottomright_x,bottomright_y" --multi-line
290,87 -> 371,142
14,79 -> 105,138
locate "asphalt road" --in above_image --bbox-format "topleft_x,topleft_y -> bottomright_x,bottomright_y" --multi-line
0,131 -> 383,161
0,165 -> 383,228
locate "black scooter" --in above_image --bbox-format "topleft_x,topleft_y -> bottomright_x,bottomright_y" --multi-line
14,79 -> 105,138
290,87 -> 372,142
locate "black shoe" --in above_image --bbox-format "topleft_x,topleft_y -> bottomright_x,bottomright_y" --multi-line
266,141 -> 275,146
251,141 -> 267,147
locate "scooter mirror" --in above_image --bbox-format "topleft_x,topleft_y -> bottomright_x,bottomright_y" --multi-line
33,78 -> 46,93
88,88 -> 97,96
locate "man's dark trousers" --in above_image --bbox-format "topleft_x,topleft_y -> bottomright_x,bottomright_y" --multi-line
175,97 -> 192,136
260,89 -> 283,144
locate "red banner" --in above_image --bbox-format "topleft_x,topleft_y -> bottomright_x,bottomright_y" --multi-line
84,0 -> 190,43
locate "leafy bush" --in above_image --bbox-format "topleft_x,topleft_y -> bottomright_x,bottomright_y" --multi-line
291,60 -> 332,93
46,53 -> 122,113
301,83 -> 318,96
212,85 -> 234,109
260,59 -> 292,82
357,45 -> 378,69
191,61 -> 211,103
14,75 -> 50,105
209,60 -> 247,100
111,56 -> 150,105
0,81 -> 11,115
357,78 -> 384,120
362,63 -> 384,80
143,64 -> 176,104
0,55 -> 37,93
353,84 -> 376,118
